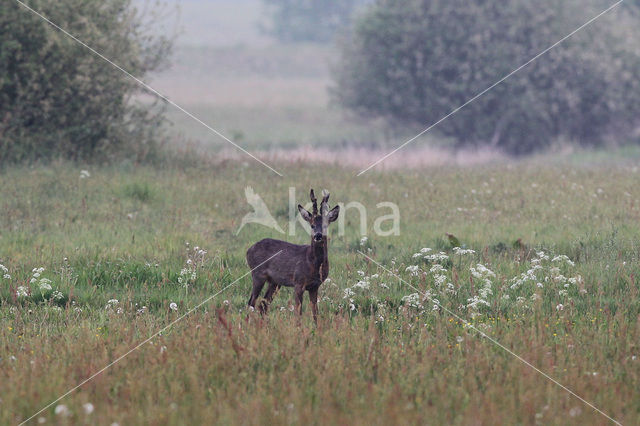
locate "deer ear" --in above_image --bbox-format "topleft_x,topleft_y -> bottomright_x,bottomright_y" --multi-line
327,205 -> 339,223
298,204 -> 312,223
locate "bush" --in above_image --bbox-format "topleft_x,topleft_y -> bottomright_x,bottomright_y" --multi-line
0,0 -> 172,163
332,0 -> 640,154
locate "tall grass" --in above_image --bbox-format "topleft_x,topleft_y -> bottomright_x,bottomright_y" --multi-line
1,158 -> 639,424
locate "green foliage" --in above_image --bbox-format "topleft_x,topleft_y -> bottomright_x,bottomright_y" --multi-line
122,181 -> 154,202
260,0 -> 370,43
333,0 -> 640,154
0,0 -> 172,163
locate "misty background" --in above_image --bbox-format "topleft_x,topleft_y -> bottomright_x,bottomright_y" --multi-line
144,0 -> 440,164
3,0 -> 640,166
149,0 -> 640,165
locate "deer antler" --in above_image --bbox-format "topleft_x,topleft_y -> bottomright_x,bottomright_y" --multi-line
320,190 -> 330,218
321,190 -> 330,209
310,189 -> 318,216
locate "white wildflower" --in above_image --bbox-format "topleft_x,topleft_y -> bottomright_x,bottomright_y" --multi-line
466,296 -> 490,309
453,247 -> 475,256
349,299 -> 356,311
424,252 -> 449,262
16,286 -> 29,298
446,282 -> 456,294
39,278 -> 52,292
169,302 -> 178,311
402,293 -> 423,309
54,404 -> 70,416
82,402 -> 94,415
354,280 -> 370,291
552,255 -> 575,266
470,264 -> 495,279
556,303 -> 564,311
434,274 -> 447,287
429,264 -> 446,274
105,299 -> 119,310
535,251 -> 549,261
0,264 -> 10,280
405,265 -> 420,276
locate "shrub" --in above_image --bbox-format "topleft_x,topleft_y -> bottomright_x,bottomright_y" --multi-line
0,0 -> 173,163
332,0 -> 640,154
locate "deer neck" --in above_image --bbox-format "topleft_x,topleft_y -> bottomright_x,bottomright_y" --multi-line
308,238 -> 328,272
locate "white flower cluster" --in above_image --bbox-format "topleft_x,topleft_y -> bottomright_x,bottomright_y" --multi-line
340,270 -> 389,313
411,247 -> 431,259
505,250 -> 582,309
424,252 -> 449,263
405,265 -> 420,276
1,263 -> 10,280
401,292 -> 423,309
178,243 -> 208,292
16,286 -> 29,298
178,267 -> 197,287
509,251 -> 580,295
13,267 -> 66,303
465,263 -> 495,309
105,299 -> 123,314
453,247 -> 476,256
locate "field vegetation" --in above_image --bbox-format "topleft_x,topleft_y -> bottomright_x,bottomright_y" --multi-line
3,1 -> 640,424
1,157 -> 640,424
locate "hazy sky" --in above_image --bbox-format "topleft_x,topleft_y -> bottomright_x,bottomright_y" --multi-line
137,0 -> 270,47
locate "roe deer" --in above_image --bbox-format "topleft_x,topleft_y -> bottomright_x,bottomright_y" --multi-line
246,189 -> 339,323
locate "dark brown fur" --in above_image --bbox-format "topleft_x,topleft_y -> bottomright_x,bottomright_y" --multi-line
246,189 -> 339,323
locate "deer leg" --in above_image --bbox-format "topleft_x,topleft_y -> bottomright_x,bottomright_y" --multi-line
308,288 -> 319,325
248,274 -> 266,310
294,285 -> 305,316
259,281 -> 279,314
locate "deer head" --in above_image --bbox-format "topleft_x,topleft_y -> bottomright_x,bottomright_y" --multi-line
298,189 -> 339,244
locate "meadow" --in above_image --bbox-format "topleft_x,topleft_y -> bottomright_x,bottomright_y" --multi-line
1,155 -> 640,425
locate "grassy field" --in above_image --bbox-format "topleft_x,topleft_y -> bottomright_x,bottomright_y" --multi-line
1,156 -> 639,424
